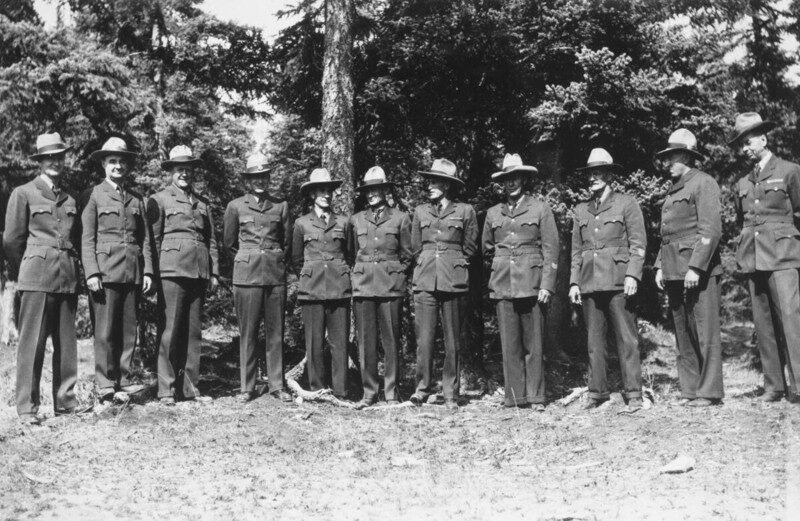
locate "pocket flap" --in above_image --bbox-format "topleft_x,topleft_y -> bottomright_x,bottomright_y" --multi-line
300,266 -> 312,277
31,205 -> 52,216
234,252 -> 250,262
24,246 -> 47,259
453,258 -> 469,269
775,230 -> 800,241
604,215 -> 624,224
166,208 -> 184,217
96,243 -> 113,254
65,206 -> 77,216
612,252 -> 630,262
130,206 -> 140,215
99,206 -> 119,216
352,264 -> 365,274
520,216 -> 541,227
161,241 -> 182,252
303,233 -> 318,243
332,229 -> 346,239
678,238 -> 695,251
239,216 -> 255,224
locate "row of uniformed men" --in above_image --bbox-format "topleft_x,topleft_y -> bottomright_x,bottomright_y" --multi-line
5,111 -> 800,423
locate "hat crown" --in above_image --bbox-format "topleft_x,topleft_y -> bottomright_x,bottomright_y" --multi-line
429,158 -> 457,178
168,145 -> 194,160
734,112 -> 766,134
100,137 -> 131,153
35,132 -> 67,153
667,128 -> 698,150
309,168 -> 333,183
363,166 -> 387,183
501,153 -> 523,170
585,148 -> 614,166
245,153 -> 270,171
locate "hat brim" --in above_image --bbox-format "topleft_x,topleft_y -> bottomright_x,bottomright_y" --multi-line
29,146 -> 71,161
727,121 -> 777,146
417,171 -> 465,186
655,146 -> 706,162
240,168 -> 272,176
161,158 -> 204,169
491,165 -> 539,180
575,163 -> 624,173
89,149 -> 138,163
300,180 -> 343,194
355,180 -> 394,191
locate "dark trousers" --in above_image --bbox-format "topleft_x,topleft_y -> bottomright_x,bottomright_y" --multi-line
89,283 -> 138,392
16,291 -> 78,418
495,298 -> 545,406
234,285 -> 285,394
666,275 -> 724,400
158,278 -> 205,399
749,269 -> 800,395
583,291 -> 642,400
301,299 -> 349,397
413,291 -> 465,400
353,297 -> 402,401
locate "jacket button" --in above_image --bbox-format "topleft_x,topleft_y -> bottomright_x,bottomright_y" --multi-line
510,260 -> 515,264
755,199 -> 759,204
324,264 -> 328,268
595,216 -> 599,220
594,252 -> 598,257
594,228 -> 599,232
755,231 -> 759,236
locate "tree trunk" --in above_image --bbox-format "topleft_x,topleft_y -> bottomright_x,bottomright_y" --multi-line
321,0 -> 355,214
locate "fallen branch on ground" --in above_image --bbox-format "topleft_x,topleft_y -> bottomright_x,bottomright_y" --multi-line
285,356 -> 356,408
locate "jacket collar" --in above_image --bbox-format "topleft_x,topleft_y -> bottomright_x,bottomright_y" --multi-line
245,192 -> 273,212
168,183 -> 194,205
367,205 -> 391,226
100,179 -> 135,205
756,154 -> 779,182
310,210 -> 338,231
500,195 -> 531,218
668,169 -> 697,195
589,191 -> 616,216
34,175 -> 68,204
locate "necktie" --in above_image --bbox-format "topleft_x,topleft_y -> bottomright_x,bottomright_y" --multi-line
322,213 -> 329,226
117,186 -> 125,200
52,186 -> 60,198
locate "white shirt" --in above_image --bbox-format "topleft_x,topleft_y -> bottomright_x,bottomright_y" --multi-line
758,151 -> 773,173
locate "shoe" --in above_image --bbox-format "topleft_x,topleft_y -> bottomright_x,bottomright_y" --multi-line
98,388 -> 115,402
20,415 -> 41,425
120,384 -> 145,394
758,391 -> 783,403
386,399 -> 400,405
236,392 -> 253,403
672,398 -> 692,407
581,398 -> 603,410
113,391 -> 130,403
271,390 -> 293,403
54,404 -> 93,416
354,398 -> 375,410
409,393 -> 425,406
191,395 -> 213,404
159,397 -> 176,406
686,398 -> 715,407
531,403 -> 546,412
444,399 -> 459,411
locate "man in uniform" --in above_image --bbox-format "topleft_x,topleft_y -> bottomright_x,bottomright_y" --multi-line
82,137 -> 154,402
223,153 -> 292,403
730,112 -> 800,402
4,133 -> 82,424
482,154 -> 559,411
568,148 -> 646,410
291,168 -> 352,399
654,129 -> 724,407
147,145 -> 220,405
409,158 -> 479,411
348,166 -> 412,408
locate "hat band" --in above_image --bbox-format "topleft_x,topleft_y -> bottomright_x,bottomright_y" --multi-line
361,177 -> 388,185
585,161 -> 613,167
36,143 -> 68,154
101,147 -> 132,154
246,164 -> 270,173
168,155 -> 196,162
427,169 -> 456,178
666,142 -> 693,151
502,164 -> 523,172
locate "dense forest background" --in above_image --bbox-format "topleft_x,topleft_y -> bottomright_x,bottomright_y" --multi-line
3,0 -> 800,381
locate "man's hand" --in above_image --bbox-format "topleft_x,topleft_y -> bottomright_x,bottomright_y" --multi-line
142,274 -> 153,294
538,289 -> 552,305
568,285 -> 582,305
209,275 -> 219,292
684,268 -> 700,290
655,268 -> 664,290
624,276 -> 638,296
86,276 -> 103,293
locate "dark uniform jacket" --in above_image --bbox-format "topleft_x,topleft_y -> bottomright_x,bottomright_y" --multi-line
81,181 -> 154,284
223,193 -> 290,286
292,211 -> 352,301
347,206 -> 412,298
482,196 -> 559,299
570,191 -> 646,293
734,155 -> 800,273
3,176 -> 80,293
411,201 -> 479,293
146,184 -> 219,280
655,169 -> 722,281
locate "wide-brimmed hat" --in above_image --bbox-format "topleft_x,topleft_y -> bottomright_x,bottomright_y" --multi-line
161,145 -> 204,169
491,153 -> 539,180
576,148 -> 623,173
300,168 -> 342,194
417,158 -> 464,186
728,112 -> 777,146
240,153 -> 272,176
355,166 -> 394,191
89,137 -> 138,163
655,128 -> 706,162
29,132 -> 71,160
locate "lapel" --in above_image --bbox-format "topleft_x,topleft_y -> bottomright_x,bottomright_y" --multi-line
100,180 -> 122,202
371,206 -> 391,227
669,170 -> 694,195
758,155 -> 779,182
424,203 -> 438,219
512,196 -> 531,218
438,201 -> 456,220
169,184 -> 193,207
34,176 -> 56,202
594,191 -> 616,216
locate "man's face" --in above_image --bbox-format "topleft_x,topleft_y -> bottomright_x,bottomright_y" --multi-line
102,154 -> 130,183
428,179 -> 447,200
313,186 -> 333,209
171,165 -> 194,189
246,173 -> 270,194
366,187 -> 385,207
589,169 -> 610,192
740,133 -> 767,162
660,151 -> 690,179
503,173 -> 525,197
39,153 -> 66,178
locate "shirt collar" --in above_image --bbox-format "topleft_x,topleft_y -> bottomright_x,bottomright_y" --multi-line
759,151 -> 773,172
105,178 -> 120,191
38,174 -> 54,190
314,206 -> 330,219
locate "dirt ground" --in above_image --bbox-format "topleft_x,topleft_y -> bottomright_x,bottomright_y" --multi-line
0,321 -> 797,521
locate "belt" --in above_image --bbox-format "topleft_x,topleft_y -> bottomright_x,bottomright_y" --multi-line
422,242 -> 462,251
97,235 -> 139,244
744,214 -> 794,226
661,233 -> 696,245
240,244 -> 282,251
357,253 -> 399,262
494,246 -> 541,257
580,239 -> 627,249
305,252 -> 345,261
163,232 -> 206,240
27,239 -> 74,250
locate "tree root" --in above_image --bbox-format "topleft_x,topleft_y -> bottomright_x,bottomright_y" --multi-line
285,356 -> 356,408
